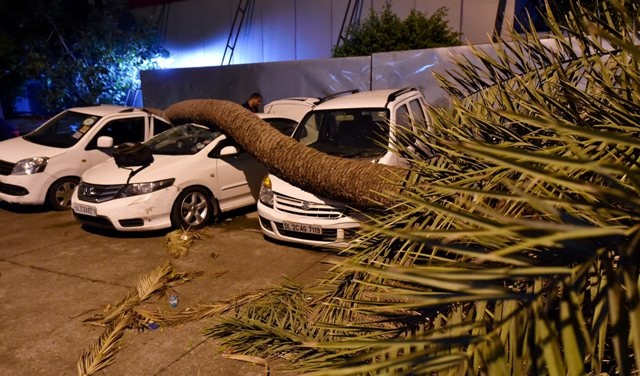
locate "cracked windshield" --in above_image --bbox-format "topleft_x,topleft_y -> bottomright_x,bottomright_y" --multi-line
146,123 -> 221,155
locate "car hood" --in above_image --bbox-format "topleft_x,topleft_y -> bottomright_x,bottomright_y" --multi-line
82,155 -> 186,184
269,174 -> 346,207
0,137 -> 66,162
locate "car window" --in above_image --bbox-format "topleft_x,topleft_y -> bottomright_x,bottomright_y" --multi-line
24,111 -> 102,148
86,116 -> 146,149
153,117 -> 173,135
262,117 -> 298,136
407,99 -> 426,124
406,99 -> 435,159
395,104 -> 411,132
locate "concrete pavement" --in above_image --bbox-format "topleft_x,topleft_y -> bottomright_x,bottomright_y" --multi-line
0,203 -> 336,375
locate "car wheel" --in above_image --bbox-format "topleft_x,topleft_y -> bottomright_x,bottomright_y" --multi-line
46,177 -> 79,211
171,187 -> 214,230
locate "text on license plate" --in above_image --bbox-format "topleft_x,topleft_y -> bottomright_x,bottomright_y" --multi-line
282,221 -> 322,234
73,203 -> 97,217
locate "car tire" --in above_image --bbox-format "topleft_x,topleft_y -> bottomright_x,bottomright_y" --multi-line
46,177 -> 80,211
171,187 -> 215,230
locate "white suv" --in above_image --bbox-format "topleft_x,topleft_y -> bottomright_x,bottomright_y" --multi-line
257,87 -> 429,248
0,105 -> 173,210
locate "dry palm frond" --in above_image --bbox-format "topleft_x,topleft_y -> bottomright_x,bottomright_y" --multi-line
78,262 -> 199,374
203,281 -> 326,364
163,290 -> 272,325
82,261 -> 194,327
82,292 -> 139,327
131,307 -> 167,332
222,354 -> 270,375
136,260 -> 173,300
77,313 -> 131,376
165,228 -> 209,258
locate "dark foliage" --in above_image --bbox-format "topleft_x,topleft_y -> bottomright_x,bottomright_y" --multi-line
0,0 -> 168,115
333,2 -> 461,58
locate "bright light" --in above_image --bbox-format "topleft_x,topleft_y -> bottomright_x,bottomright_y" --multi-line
152,56 -> 175,69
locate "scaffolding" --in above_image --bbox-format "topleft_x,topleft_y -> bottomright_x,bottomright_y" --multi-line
221,0 -> 254,65
335,0 -> 364,49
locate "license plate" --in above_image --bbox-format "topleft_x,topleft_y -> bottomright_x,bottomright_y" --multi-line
72,203 -> 97,217
282,221 -> 322,235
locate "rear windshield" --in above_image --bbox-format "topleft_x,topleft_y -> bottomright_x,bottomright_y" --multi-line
293,108 -> 389,158
24,111 -> 102,148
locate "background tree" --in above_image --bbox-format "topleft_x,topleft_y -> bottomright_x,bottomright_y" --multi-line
333,2 -> 461,58
0,0 -> 167,115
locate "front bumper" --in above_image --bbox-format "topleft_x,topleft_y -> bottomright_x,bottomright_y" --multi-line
71,186 -> 179,231
0,173 -> 55,205
257,201 -> 360,248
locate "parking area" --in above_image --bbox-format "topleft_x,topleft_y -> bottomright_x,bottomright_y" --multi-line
0,202 -> 337,375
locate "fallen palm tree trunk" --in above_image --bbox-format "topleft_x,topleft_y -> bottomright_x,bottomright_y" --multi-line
164,99 -> 407,209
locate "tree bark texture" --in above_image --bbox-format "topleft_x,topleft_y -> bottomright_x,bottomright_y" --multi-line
164,99 -> 406,209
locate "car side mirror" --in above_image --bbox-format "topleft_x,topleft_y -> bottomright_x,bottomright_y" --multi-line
97,136 -> 114,148
220,145 -> 239,156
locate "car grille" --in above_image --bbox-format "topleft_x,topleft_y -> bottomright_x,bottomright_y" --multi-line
77,182 -> 124,203
273,193 -> 345,218
0,160 -> 15,176
0,182 -> 28,196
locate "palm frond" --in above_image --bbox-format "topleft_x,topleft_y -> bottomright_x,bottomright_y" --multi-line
77,313 -> 131,376
207,2 -> 640,375
165,228 -> 209,258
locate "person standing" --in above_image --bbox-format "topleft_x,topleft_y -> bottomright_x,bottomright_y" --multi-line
241,92 -> 262,112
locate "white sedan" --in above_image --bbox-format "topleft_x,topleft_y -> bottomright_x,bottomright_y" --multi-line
71,122 -> 265,231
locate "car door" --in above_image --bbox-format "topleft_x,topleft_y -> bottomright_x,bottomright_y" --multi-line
208,138 -> 266,211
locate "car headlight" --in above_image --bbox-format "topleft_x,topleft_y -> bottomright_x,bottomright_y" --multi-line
12,157 -> 49,175
116,178 -> 175,198
259,176 -> 274,207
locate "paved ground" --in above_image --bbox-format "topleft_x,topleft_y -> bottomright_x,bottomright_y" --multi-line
0,202 -> 338,375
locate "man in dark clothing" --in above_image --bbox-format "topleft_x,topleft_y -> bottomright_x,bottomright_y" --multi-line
242,92 -> 262,112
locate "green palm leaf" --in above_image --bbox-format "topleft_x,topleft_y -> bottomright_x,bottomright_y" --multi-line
205,2 -> 640,375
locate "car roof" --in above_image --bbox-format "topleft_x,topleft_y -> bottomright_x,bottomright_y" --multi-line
261,96 -> 320,122
66,105 -> 148,117
257,112 -> 303,123
264,97 -> 319,109
313,88 -> 420,110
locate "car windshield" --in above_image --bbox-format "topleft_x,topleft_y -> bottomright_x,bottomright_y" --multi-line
145,123 -> 221,155
23,111 -> 102,148
292,108 -> 389,158
262,117 -> 299,136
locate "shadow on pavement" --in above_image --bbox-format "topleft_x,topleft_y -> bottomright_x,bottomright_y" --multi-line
0,201 -> 51,213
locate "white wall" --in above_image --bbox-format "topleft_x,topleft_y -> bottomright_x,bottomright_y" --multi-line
136,0 -> 516,69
